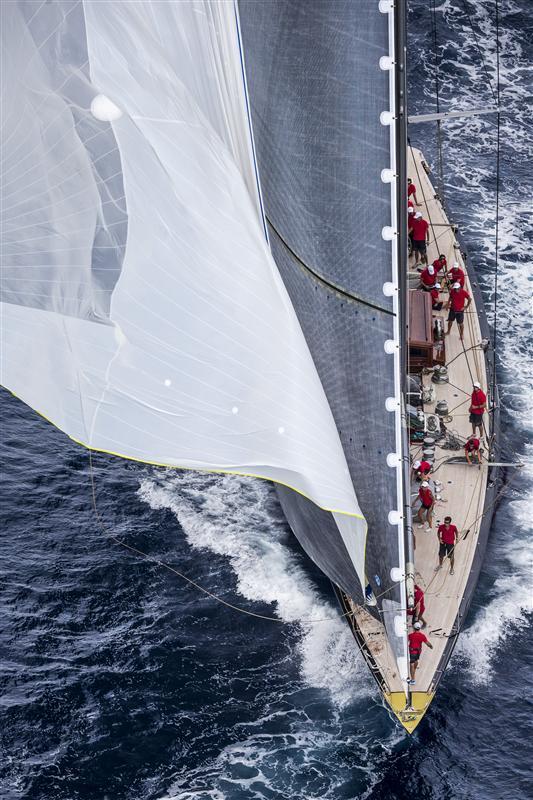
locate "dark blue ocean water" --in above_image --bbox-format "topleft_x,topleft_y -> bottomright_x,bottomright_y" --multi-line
1,2 -> 532,799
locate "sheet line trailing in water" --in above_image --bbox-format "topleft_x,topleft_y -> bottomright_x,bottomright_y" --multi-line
0,1 -> 367,585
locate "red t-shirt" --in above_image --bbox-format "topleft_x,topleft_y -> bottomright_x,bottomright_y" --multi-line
431,287 -> 440,305
433,257 -> 447,273
414,585 -> 425,609
408,200 -> 414,209
438,523 -> 458,544
408,183 -> 416,197
411,217 -> 429,241
465,438 -> 480,452
450,287 -> 470,312
408,630 -> 428,655
407,585 -> 426,616
470,389 -> 486,415
450,266 -> 465,287
420,268 -> 436,287
419,487 -> 433,507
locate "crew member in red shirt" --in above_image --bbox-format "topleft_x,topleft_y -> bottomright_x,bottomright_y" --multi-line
407,584 -> 428,628
420,264 -> 437,289
430,282 -> 443,310
411,212 -> 430,266
408,206 -> 415,255
415,481 -> 434,530
432,254 -> 447,275
465,434 -> 481,465
408,177 -> 421,205
448,261 -> 465,287
408,621 -> 433,684
446,282 -> 471,340
436,515 -> 458,574
412,459 -> 432,481
469,381 -> 487,436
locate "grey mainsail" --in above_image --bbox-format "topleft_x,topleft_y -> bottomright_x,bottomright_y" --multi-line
238,0 -> 407,661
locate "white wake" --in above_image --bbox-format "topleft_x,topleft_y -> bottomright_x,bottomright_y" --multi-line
137,471 -> 373,707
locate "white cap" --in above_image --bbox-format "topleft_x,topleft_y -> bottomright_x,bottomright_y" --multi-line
428,265 -> 435,274
453,262 -> 460,269
415,211 -> 423,219
408,206 -> 415,213
473,381 -> 481,388
435,282 -> 441,289
413,460 -> 421,469
421,481 -> 429,488
414,621 -> 422,630
452,282 -> 461,289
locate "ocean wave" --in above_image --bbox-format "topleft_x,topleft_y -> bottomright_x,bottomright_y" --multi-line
157,721 -> 405,800
137,471 -> 374,708
453,449 -> 533,682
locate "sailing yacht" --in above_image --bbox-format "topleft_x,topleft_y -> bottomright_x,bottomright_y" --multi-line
0,1 -> 500,732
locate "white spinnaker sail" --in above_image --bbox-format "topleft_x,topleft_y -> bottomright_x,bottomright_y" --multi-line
1,0 -> 366,584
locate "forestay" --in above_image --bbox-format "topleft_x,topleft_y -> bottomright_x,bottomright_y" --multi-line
0,0 -> 367,584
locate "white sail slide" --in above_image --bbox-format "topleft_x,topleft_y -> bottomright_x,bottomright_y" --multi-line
1,0 -> 367,573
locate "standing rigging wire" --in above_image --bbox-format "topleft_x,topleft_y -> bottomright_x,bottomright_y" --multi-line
492,0 -> 501,411
431,0 -> 445,199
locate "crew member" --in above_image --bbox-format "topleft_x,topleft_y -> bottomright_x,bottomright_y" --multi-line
446,282 -> 471,340
469,381 -> 487,436
465,434 -> 482,465
411,212 -> 430,267
408,178 -> 421,206
448,261 -> 465,287
420,264 -> 437,289
412,459 -> 432,481
408,206 -> 415,255
436,515 -> 458,575
431,283 -> 443,310
415,481 -> 434,530
432,254 -> 447,275
407,621 -> 433,684
407,584 -> 428,628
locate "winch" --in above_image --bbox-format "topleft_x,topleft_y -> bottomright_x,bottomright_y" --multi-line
432,366 -> 449,384
436,400 -> 449,417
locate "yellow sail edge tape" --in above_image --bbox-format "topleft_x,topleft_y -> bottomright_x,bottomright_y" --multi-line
3,386 -> 367,522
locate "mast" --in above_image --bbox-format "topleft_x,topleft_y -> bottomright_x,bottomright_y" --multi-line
386,0 -> 412,692
393,0 -> 414,614
378,0 -> 410,686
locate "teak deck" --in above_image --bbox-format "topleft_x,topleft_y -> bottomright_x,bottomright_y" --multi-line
350,147 -> 489,731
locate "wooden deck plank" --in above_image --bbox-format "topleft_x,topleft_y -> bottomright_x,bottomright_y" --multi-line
353,148 -> 489,697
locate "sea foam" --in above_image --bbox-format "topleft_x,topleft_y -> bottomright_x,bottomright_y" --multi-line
138,472 -> 373,707
454,450 -> 533,682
